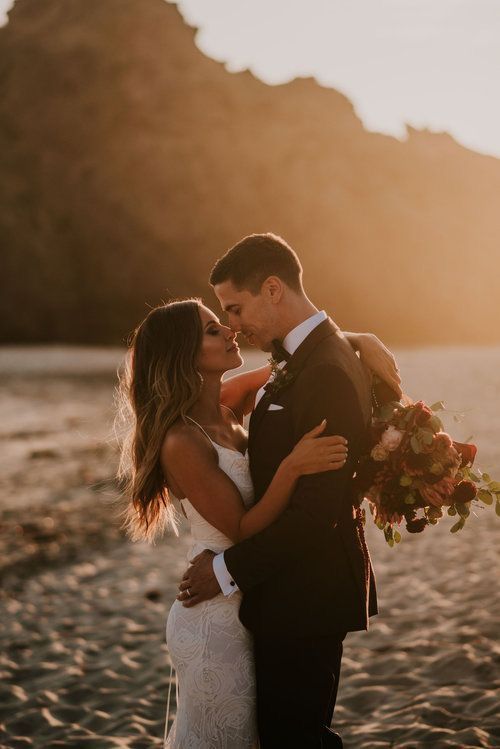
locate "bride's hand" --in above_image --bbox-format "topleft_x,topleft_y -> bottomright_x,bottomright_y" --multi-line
287,420 -> 348,478
355,333 -> 402,398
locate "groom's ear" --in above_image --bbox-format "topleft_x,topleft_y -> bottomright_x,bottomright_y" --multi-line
262,276 -> 284,304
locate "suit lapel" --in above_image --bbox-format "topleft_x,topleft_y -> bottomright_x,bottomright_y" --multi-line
285,317 -> 341,375
249,318 -> 341,446
249,388 -> 273,443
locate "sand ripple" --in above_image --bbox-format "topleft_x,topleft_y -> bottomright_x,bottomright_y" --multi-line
1,346 -> 499,747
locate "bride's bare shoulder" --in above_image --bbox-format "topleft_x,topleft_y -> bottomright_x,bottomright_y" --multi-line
161,418 -> 214,463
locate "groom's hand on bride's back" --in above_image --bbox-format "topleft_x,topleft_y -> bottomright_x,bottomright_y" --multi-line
177,549 -> 221,608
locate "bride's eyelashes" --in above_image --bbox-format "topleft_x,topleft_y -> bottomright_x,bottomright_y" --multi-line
205,324 -> 222,336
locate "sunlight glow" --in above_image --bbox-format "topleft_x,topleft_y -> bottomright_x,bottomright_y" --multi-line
171,0 -> 500,158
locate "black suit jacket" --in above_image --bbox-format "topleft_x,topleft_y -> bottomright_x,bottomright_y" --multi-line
224,318 -> 378,638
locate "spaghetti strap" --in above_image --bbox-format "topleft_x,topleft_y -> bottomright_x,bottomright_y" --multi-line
221,402 -> 240,424
185,415 -> 214,444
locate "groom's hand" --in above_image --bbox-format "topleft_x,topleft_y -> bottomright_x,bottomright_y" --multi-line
177,549 -> 221,607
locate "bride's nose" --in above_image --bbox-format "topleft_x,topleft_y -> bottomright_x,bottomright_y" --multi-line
225,327 -> 236,341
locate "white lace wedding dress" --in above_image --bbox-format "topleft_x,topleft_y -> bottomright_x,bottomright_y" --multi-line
164,420 -> 258,749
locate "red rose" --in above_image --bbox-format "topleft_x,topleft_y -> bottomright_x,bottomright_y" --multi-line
406,516 -> 428,533
402,451 -> 431,476
407,401 -> 432,429
415,404 -> 433,426
453,441 -> 477,468
451,480 -> 477,503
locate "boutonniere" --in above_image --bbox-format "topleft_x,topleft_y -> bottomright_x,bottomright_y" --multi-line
265,356 -> 296,396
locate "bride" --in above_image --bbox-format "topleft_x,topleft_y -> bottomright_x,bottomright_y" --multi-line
118,298 -> 400,749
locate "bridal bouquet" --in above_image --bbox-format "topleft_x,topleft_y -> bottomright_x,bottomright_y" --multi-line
356,390 -> 500,546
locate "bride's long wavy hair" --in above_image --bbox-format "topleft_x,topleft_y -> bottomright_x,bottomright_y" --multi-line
116,299 -> 204,542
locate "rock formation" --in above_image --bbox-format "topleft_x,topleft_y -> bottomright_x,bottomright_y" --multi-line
1,0 -> 499,343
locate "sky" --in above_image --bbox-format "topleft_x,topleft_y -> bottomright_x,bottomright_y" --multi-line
1,0 -> 499,158
169,0 -> 500,159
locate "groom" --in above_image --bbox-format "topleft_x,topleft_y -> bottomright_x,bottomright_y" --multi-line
179,233 -> 378,748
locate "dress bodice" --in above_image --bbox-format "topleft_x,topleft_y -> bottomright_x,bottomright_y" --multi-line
180,439 -> 254,558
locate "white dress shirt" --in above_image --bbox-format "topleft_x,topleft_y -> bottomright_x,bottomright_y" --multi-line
213,310 -> 328,596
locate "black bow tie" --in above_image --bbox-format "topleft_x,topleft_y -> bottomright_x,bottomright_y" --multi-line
271,338 -> 290,363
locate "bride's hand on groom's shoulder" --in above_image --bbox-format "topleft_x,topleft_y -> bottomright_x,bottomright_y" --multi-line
356,333 -> 402,398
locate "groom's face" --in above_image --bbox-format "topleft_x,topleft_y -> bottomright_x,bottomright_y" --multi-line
213,280 -> 279,352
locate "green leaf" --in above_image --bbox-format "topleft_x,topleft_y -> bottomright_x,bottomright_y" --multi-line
419,429 -> 434,446
387,538 -> 395,548
478,489 -> 493,506
379,403 -> 397,420
469,472 -> 481,482
428,415 -> 443,432
430,462 -> 444,475
430,401 -> 445,411
488,481 -> 500,492
450,517 -> 465,533
394,530 -> 402,543
400,475 -> 413,487
447,506 -> 457,516
411,435 -> 421,454
482,473 -> 491,483
456,503 -> 470,518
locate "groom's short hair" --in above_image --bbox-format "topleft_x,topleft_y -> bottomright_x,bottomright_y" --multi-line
210,233 -> 303,294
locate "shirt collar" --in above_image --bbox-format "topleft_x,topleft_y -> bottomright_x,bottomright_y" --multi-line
282,310 -> 327,356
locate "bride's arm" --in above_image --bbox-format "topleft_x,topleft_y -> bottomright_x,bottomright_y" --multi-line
221,334 -> 402,420
220,364 -> 271,422
344,331 -> 402,398
161,422 -> 347,543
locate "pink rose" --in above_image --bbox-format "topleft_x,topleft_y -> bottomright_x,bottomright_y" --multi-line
380,426 -> 404,452
434,432 -> 453,449
419,475 -> 456,507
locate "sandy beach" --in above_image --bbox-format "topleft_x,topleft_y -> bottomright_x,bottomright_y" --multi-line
1,345 -> 499,748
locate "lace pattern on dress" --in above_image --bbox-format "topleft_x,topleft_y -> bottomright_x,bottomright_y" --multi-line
164,420 -> 258,748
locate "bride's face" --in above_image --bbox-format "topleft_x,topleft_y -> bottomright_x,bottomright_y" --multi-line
196,305 -> 243,375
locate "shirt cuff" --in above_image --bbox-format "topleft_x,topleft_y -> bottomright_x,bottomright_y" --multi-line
213,552 -> 239,596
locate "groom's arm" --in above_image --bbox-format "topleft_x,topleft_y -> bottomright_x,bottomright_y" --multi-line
223,361 -> 365,592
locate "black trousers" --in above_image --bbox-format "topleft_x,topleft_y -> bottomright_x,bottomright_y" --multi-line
253,631 -> 346,748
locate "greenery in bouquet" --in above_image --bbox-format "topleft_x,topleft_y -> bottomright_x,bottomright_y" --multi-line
356,391 -> 500,546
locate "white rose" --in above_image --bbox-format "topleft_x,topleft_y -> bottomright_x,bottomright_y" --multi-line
380,425 -> 404,452
371,443 -> 389,461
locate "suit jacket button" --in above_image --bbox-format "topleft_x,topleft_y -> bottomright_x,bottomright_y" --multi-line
230,580 -> 235,586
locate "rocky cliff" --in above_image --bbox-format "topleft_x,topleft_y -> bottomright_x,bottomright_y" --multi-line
1,0 -> 499,343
